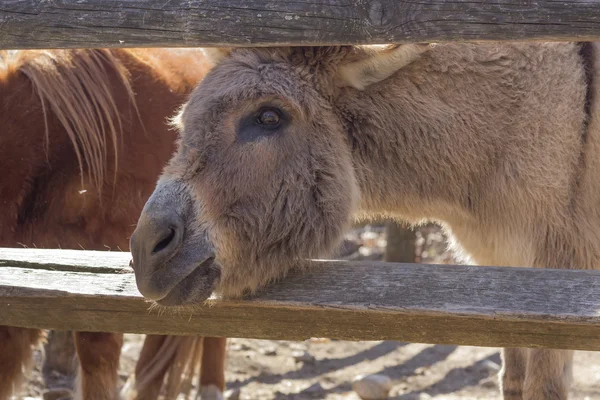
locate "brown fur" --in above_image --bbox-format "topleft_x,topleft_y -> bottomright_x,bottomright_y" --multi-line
200,337 -> 227,392
126,335 -> 199,400
74,332 -> 124,400
0,327 -> 45,399
125,335 -> 226,400
3,49 -> 134,193
0,48 -> 226,399
132,42 -> 600,399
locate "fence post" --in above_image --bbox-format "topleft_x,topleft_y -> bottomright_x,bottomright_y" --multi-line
384,221 -> 416,263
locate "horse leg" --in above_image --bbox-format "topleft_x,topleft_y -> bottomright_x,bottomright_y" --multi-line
501,348 -> 526,400
198,337 -> 227,400
128,335 -> 169,400
0,326 -> 45,400
74,331 -> 123,400
132,335 -> 206,399
522,349 -> 573,400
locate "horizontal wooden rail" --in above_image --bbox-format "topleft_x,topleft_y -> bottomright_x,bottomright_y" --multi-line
1,248 -> 600,350
2,1 -> 600,50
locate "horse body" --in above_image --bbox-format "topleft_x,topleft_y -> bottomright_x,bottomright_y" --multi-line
131,42 -> 600,399
0,47 -> 226,399
1,48 -> 201,249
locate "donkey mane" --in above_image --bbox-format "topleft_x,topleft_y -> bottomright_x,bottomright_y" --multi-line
0,49 -> 136,193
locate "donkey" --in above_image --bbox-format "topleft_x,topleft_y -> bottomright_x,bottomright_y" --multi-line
0,47 -> 227,399
129,42 -> 599,399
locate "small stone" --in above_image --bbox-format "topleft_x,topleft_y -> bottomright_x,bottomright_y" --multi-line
303,382 -> 324,393
224,388 -> 241,400
352,374 -> 392,400
481,359 -> 501,372
361,231 -> 378,241
229,343 -> 251,351
333,239 -> 361,258
480,376 -> 498,388
290,342 -> 306,351
359,246 -> 374,257
260,346 -> 277,356
292,350 -> 316,364
397,383 -> 408,393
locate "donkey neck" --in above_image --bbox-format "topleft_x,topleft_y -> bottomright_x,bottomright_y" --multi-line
338,42 -> 588,236
337,53 -> 502,223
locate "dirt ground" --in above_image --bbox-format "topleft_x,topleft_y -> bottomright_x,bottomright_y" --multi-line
21,224 -> 600,400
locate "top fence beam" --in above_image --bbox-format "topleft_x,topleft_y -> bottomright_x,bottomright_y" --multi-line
2,0 -> 600,50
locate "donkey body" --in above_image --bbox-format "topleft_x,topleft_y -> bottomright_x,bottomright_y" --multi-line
130,42 -> 599,399
0,48 -> 227,399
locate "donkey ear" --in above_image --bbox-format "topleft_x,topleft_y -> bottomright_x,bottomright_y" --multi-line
201,47 -> 232,64
338,43 -> 433,90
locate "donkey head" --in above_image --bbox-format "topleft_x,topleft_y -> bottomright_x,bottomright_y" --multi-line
130,44 -> 429,305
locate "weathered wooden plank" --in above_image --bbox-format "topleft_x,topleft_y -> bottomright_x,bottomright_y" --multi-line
1,247 -> 600,350
2,0 -> 600,50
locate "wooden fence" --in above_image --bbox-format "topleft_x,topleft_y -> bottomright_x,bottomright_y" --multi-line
2,0 -> 600,49
2,248 -> 600,350
2,0 -> 600,351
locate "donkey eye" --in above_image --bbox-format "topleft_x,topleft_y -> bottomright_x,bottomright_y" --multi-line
237,106 -> 288,142
256,108 -> 281,127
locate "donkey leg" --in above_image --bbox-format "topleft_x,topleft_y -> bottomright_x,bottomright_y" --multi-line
74,331 -> 124,400
523,349 -> 573,400
0,326 -> 45,400
198,337 -> 227,400
501,348 -> 526,400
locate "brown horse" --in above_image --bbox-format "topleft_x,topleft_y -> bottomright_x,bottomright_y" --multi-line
131,42 -> 600,400
0,48 -> 227,399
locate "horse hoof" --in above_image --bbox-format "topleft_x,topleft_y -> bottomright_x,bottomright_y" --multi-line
43,387 -> 74,400
198,384 -> 224,400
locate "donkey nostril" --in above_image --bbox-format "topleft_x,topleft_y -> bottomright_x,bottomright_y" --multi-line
152,228 -> 176,254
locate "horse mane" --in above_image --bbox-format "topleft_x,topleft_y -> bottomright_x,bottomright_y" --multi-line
1,49 -> 214,398
0,48 -> 137,194
124,48 -> 214,94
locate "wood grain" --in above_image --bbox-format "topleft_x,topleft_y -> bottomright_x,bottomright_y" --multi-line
2,247 -> 600,350
2,0 -> 600,50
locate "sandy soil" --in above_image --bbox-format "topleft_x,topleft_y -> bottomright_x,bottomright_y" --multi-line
21,224 -> 600,400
